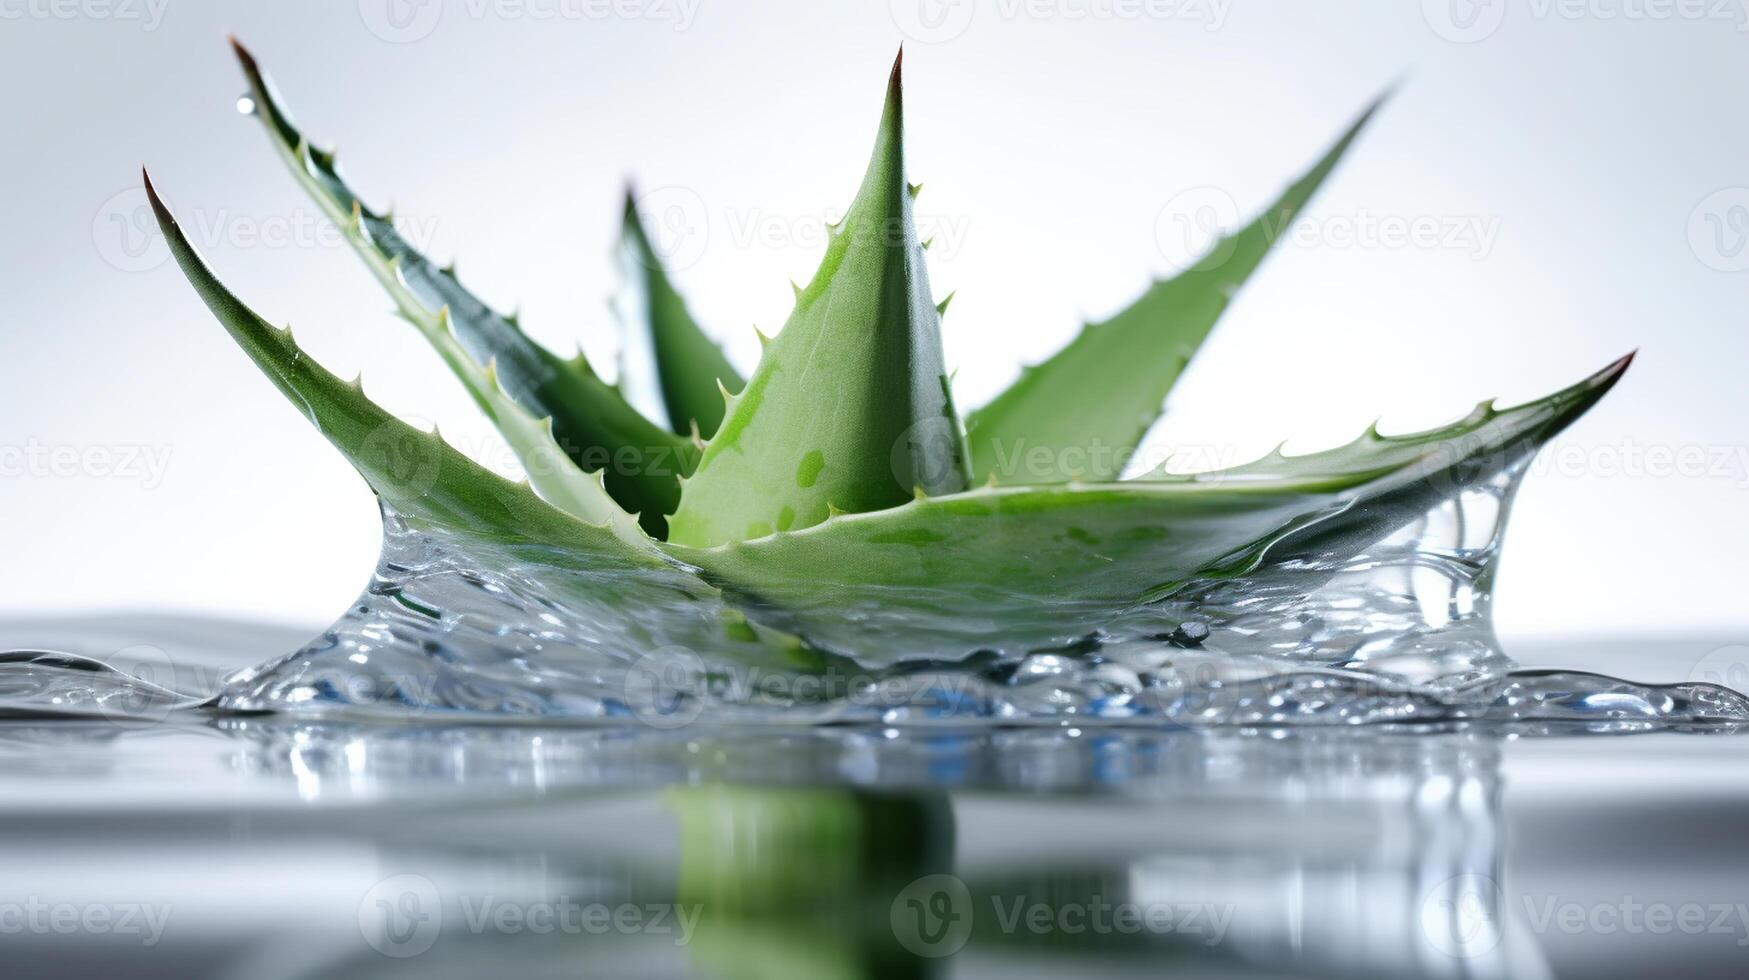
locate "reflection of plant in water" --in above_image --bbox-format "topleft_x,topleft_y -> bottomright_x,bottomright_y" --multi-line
670,788 -> 953,979
650,730 -> 1527,976
137,39 -> 1630,676
666,786 -> 1219,976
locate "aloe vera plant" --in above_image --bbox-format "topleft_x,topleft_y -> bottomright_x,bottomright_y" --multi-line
148,41 -> 1630,668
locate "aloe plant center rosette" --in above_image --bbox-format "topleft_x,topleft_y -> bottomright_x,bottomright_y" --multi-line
141,41 -> 1657,725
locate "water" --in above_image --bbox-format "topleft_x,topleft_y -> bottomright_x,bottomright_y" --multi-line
0,463 -> 1741,728
1,444 -> 1745,976
0,716 -> 1743,977
0,463 -> 1744,975
6,56 -> 1725,980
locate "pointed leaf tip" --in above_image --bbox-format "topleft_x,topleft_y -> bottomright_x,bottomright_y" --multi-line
1554,350 -> 1633,409
228,34 -> 257,72
966,91 -> 1389,485
141,168 -> 172,226
614,181 -> 745,440
1605,349 -> 1636,380
233,43 -> 690,536
147,174 -> 640,549
883,48 -> 905,126
666,48 -> 968,546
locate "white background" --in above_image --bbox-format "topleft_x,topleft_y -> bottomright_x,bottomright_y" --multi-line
0,0 -> 1744,638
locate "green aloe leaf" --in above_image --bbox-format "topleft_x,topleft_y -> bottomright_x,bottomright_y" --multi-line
666,53 -> 970,548
144,172 -> 651,554
964,95 -> 1386,485
616,189 -> 746,439
231,39 -> 694,537
1144,353 -> 1634,566
175,41 -> 1634,673
152,148 -> 1629,664
675,356 -> 1627,659
151,173 -> 869,677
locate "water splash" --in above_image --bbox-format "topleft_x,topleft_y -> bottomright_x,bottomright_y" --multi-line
3,465 -> 1745,727
0,650 -> 202,721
